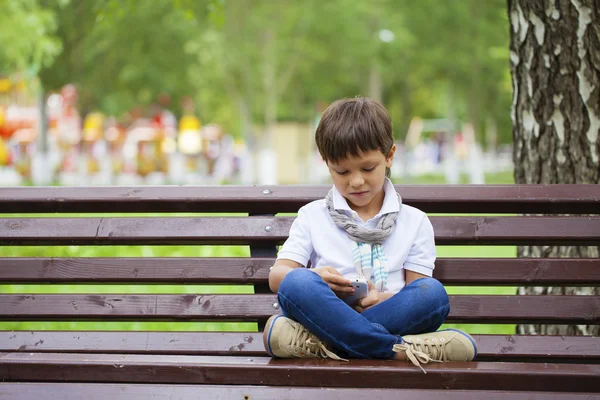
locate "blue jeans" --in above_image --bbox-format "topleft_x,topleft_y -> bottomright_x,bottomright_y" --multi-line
277,268 -> 450,359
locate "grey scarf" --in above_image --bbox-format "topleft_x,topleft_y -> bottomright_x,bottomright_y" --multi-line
325,187 -> 401,290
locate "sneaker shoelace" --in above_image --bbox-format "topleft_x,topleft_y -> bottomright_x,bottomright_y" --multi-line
287,325 -> 347,361
393,336 -> 450,373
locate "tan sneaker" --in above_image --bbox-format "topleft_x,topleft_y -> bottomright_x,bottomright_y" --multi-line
263,315 -> 346,360
392,329 -> 477,373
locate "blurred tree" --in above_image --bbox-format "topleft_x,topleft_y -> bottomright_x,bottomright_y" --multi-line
510,0 -> 599,335
38,0 -> 211,116
0,0 -> 62,74
16,0 -> 514,147
383,0 -> 511,145
190,0 -> 327,151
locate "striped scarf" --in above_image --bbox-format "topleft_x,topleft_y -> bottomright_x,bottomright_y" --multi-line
325,188 -> 401,291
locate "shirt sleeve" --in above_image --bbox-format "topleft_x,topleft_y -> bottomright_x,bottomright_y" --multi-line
276,206 -> 314,267
403,215 -> 436,276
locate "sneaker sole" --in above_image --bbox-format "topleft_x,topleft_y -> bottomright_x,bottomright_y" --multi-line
263,314 -> 282,357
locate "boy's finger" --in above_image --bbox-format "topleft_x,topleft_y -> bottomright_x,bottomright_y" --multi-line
324,273 -> 352,286
330,284 -> 355,293
358,295 -> 377,308
325,266 -> 343,276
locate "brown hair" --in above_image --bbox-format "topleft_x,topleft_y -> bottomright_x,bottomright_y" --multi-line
315,97 -> 394,176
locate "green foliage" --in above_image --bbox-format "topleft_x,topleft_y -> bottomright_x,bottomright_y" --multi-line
0,0 -> 62,74
37,0 -> 212,115
2,1 -> 512,143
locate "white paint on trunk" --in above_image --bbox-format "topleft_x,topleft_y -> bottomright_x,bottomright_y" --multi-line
557,148 -> 567,164
587,112 -> 600,162
529,10 -> 545,45
546,0 -> 560,20
510,48 -> 519,132
510,50 -> 520,66
551,94 -> 567,164
552,94 -> 565,142
510,9 -> 519,33
553,44 -> 561,56
573,1 -> 591,49
522,108 -> 539,139
517,6 -> 540,145
543,54 -> 550,68
572,0 -> 599,162
523,109 -> 534,135
516,3 -> 529,44
585,107 -> 600,163
525,48 -> 534,98
511,76 -> 518,124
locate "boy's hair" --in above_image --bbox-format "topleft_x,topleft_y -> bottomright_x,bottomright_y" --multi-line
315,97 -> 394,175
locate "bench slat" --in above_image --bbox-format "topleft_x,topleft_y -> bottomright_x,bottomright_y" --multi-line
1,353 -> 599,392
1,257 -> 599,285
2,216 -> 599,245
1,331 -> 598,361
0,294 -> 598,324
1,184 -> 598,214
1,383 -> 597,400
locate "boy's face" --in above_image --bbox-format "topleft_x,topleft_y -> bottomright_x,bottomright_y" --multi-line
326,146 -> 396,213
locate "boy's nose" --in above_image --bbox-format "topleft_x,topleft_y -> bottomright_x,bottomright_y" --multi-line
350,175 -> 365,187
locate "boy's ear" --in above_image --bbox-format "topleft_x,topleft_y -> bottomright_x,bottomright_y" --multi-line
386,144 -> 397,163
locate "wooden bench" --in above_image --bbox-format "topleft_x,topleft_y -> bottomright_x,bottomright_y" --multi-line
0,184 -> 599,399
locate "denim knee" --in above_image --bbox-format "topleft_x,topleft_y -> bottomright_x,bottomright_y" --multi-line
277,268 -> 326,317
278,268 -> 318,298
279,268 -> 315,292
412,277 -> 449,309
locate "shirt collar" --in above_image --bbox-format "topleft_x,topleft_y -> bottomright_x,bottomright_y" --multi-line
380,178 -> 401,215
331,178 -> 400,216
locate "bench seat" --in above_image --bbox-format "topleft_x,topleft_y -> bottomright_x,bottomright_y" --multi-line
0,184 -> 599,397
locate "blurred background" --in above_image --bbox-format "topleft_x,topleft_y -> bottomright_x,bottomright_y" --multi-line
1,0 -> 522,335
0,0 -> 513,186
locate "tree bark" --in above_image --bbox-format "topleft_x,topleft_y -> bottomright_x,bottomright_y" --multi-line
509,0 -> 599,335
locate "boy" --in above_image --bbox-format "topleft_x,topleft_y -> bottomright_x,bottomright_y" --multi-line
263,97 -> 476,371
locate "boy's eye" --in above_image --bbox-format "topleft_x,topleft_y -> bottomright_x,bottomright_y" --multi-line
336,170 -> 349,175
362,167 -> 375,172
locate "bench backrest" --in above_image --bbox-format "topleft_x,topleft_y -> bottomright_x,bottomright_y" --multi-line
0,184 -> 599,362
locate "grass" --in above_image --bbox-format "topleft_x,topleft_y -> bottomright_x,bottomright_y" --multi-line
1,170 -> 518,335
395,170 -> 515,185
0,244 -> 516,334
438,245 -> 516,335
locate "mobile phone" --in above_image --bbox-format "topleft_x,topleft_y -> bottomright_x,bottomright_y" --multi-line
342,278 -> 369,306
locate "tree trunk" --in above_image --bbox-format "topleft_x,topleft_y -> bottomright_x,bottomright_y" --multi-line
508,0 -> 599,335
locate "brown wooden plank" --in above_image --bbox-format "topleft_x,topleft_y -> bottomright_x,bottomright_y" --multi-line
1,331 -> 599,361
0,258 -> 273,283
434,258 -> 600,286
0,216 -> 288,246
0,294 -> 598,324
1,383 -> 597,400
2,257 -> 599,286
1,184 -> 599,214
431,216 -> 600,245
1,216 -> 599,246
474,334 -> 600,361
1,353 -> 599,392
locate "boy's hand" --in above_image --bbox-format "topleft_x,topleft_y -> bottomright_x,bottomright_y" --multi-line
312,266 -> 355,296
354,281 -> 381,313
